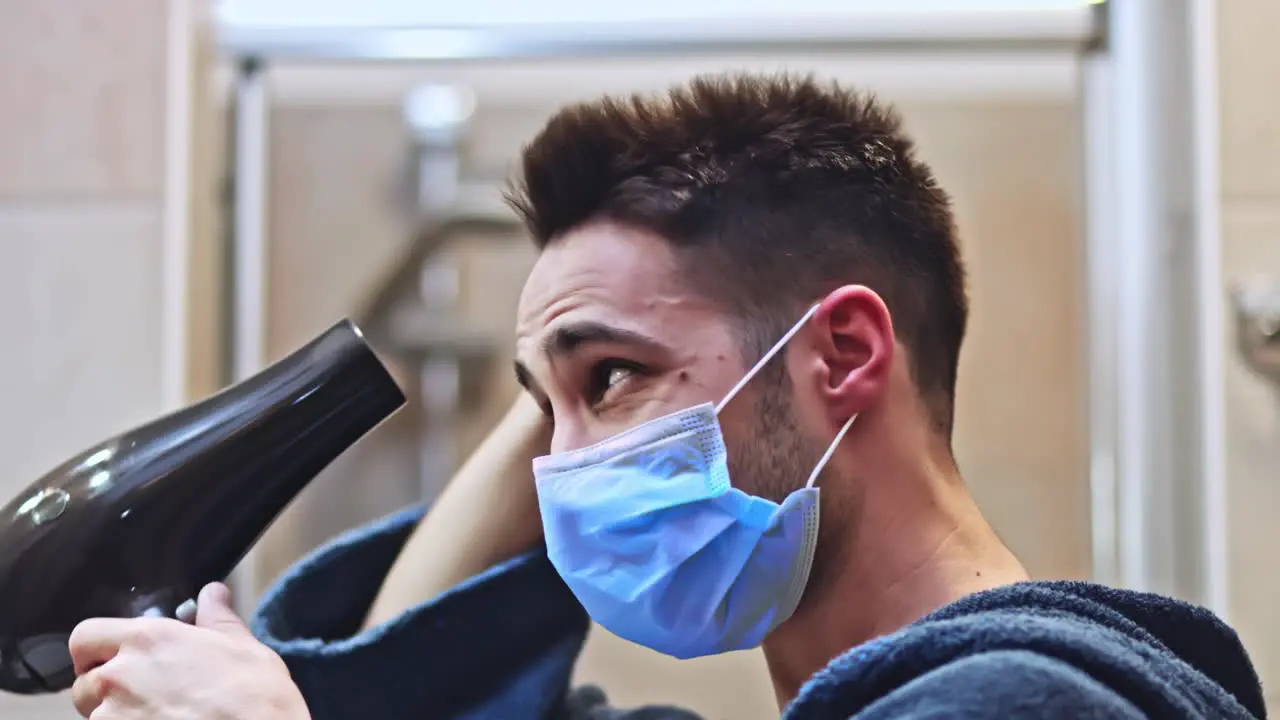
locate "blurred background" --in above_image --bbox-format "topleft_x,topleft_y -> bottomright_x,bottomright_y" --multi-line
1,1 -> 1278,718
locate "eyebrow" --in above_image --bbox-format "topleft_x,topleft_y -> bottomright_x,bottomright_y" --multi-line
541,321 -> 667,356
513,320 -> 671,391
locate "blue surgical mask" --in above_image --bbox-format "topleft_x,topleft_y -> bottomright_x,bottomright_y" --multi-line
533,305 -> 857,659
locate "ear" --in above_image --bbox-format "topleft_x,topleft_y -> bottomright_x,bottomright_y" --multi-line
807,285 -> 895,420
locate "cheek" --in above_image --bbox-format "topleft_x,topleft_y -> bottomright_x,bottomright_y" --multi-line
548,401 -> 672,453
626,361 -> 731,414
721,413 -> 797,503
782,382 -> 831,441
777,350 -> 835,437
720,385 -> 823,502
680,353 -> 749,406
717,403 -> 766,472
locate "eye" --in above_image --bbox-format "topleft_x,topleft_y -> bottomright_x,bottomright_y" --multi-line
587,359 -> 642,406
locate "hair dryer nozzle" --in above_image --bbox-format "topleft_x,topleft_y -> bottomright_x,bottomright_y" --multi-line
0,319 -> 405,694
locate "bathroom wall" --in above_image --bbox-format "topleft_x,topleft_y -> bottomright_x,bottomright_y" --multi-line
249,63 -> 1088,718
1218,0 -> 1280,706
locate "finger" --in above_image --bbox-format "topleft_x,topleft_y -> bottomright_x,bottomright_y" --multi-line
195,582 -> 250,637
68,618 -> 135,675
70,664 -> 111,718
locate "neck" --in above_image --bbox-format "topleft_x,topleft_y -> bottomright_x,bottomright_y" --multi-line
761,436 -> 1029,707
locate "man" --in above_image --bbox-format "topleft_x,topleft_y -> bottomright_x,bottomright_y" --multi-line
67,73 -> 1265,719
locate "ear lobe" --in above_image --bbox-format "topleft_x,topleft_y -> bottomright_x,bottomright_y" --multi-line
813,286 -> 895,418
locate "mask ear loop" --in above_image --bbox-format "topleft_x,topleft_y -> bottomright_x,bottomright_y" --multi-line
715,304 -> 821,415
804,413 -> 857,489
706,303 -> 857,490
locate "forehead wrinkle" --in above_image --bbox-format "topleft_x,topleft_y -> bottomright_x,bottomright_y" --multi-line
515,220 -> 731,375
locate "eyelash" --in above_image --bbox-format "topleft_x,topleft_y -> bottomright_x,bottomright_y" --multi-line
587,359 -> 645,406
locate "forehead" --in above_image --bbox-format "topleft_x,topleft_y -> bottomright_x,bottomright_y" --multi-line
515,221 -> 718,349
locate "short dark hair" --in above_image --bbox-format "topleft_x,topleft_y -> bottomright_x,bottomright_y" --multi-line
505,72 -> 968,436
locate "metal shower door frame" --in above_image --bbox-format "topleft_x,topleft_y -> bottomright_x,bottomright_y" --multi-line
214,0 -> 1230,620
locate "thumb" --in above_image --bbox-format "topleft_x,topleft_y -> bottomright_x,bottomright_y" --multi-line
195,582 -> 251,636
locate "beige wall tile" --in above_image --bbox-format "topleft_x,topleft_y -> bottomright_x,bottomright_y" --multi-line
1219,200 -> 1280,691
1220,0 -> 1280,199
1219,0 -> 1280,696
907,103 -> 1091,582
264,106 -> 419,358
184,13 -> 228,402
0,0 -> 167,199
0,202 -> 164,485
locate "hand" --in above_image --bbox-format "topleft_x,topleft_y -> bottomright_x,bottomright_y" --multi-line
68,583 -> 310,720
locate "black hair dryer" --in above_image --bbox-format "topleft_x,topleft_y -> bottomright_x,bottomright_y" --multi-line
0,319 -> 406,694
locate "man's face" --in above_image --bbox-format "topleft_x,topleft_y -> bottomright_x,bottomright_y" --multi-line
514,220 -> 822,502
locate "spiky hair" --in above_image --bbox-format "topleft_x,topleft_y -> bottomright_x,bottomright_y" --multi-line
505,72 -> 968,434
